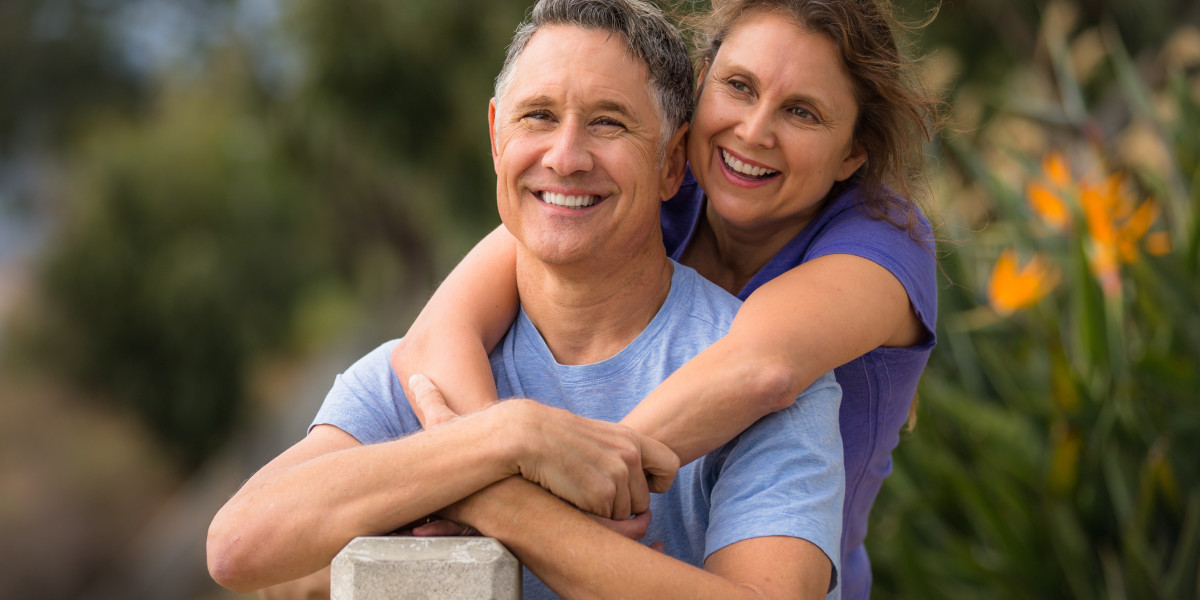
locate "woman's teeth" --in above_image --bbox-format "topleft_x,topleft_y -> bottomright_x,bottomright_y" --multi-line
541,192 -> 599,208
722,149 -> 778,179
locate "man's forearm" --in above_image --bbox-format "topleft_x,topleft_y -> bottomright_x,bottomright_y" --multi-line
208,413 -> 519,592
448,477 -> 827,600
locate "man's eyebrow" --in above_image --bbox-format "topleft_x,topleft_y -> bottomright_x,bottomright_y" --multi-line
513,95 -> 555,111
593,99 -> 639,122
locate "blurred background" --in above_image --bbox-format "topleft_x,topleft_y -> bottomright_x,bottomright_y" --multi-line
0,0 -> 1196,598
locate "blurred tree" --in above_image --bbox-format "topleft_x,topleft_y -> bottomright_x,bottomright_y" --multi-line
20,0 -> 540,468
38,50 -> 339,468
289,0 -> 531,236
0,0 -> 143,156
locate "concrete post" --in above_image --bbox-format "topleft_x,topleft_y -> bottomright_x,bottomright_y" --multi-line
331,536 -> 521,600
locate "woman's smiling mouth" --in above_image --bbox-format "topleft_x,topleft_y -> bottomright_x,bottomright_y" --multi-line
721,148 -> 779,180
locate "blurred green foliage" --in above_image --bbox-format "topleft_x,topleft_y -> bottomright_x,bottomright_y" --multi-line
39,55 -> 336,467
869,2 -> 1200,597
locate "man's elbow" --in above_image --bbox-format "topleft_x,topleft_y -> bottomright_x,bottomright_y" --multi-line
207,518 -> 264,593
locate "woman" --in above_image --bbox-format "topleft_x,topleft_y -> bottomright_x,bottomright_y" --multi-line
395,0 -> 939,596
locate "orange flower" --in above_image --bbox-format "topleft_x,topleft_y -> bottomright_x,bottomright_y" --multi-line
1079,174 -> 1161,294
1043,152 -> 1072,189
1027,151 -> 1073,230
1146,231 -> 1171,256
988,248 -> 1060,315
1027,181 -> 1072,229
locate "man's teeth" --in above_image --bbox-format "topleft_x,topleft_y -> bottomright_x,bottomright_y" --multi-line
722,149 -> 778,178
541,192 -> 599,208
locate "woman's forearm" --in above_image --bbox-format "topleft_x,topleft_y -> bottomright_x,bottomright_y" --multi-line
621,333 -> 810,465
623,253 -> 919,464
393,225 -> 519,421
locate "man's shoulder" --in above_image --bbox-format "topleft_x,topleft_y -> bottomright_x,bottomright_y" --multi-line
668,261 -> 741,335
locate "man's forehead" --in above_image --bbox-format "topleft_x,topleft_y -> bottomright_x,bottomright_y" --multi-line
506,25 -> 656,114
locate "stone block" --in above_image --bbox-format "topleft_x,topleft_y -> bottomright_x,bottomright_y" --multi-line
331,536 -> 521,600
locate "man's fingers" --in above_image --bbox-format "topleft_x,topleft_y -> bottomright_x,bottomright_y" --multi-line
409,374 -> 458,427
639,436 -> 680,494
628,453 -> 651,515
611,475 -> 632,521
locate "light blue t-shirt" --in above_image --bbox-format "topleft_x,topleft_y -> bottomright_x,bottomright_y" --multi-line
313,262 -> 845,599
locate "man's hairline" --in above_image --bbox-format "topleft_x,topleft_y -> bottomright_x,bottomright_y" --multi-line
493,25 -> 680,164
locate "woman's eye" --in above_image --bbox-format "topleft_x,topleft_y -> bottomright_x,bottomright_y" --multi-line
728,79 -> 751,94
789,106 -> 817,121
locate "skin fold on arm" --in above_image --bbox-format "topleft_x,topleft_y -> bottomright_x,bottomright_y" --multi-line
392,226 -> 922,466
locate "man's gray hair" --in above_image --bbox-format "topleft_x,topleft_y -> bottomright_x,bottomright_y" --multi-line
494,0 -> 693,149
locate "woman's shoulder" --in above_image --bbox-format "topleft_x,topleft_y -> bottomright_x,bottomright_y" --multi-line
817,182 -> 934,248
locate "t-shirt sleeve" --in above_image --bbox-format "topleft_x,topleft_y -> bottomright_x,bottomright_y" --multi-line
310,339 -> 421,444
704,370 -> 845,593
807,208 -> 938,341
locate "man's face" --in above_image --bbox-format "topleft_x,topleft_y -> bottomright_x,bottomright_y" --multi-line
489,25 -> 682,268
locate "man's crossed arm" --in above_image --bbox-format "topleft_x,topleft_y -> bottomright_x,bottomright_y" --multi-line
206,386 -> 676,593
413,379 -> 834,600
208,377 -> 833,599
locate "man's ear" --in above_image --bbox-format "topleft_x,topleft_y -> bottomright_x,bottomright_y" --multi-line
836,140 -> 868,182
659,122 -> 690,202
488,98 -> 501,173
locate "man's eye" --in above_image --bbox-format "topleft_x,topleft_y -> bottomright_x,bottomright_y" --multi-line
593,117 -> 626,129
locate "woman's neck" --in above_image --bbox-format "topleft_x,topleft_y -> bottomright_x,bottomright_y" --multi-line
680,202 -> 814,296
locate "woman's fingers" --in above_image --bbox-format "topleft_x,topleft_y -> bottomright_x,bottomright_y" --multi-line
409,374 -> 460,428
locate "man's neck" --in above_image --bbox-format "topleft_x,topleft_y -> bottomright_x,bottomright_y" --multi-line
516,247 -> 674,366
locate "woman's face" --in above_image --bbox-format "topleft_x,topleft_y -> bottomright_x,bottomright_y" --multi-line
687,11 -> 866,236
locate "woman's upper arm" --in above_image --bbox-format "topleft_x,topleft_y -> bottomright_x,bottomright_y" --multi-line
623,252 -> 922,463
733,252 -> 925,385
392,225 -> 519,418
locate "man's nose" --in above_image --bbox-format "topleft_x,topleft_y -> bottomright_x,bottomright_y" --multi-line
541,123 -> 594,175
734,105 -> 776,149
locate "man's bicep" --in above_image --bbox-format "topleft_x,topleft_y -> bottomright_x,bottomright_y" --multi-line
704,535 -> 831,600
703,376 -> 844,593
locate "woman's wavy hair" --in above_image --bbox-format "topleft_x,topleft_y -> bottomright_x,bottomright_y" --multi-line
692,0 -> 942,237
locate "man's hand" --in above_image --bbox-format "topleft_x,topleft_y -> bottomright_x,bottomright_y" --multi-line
408,375 -> 680,520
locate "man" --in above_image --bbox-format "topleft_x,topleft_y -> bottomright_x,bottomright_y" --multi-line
207,1 -> 844,598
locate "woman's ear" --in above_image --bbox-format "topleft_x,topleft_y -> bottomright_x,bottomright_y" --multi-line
694,58 -> 711,98
836,141 -> 868,182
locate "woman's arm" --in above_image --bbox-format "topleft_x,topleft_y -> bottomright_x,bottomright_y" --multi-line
622,253 -> 924,464
391,225 -> 519,423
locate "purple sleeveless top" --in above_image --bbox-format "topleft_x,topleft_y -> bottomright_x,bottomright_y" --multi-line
662,168 -> 937,600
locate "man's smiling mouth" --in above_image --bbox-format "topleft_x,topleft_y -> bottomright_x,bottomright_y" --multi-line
538,191 -> 601,209
721,148 -> 779,180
